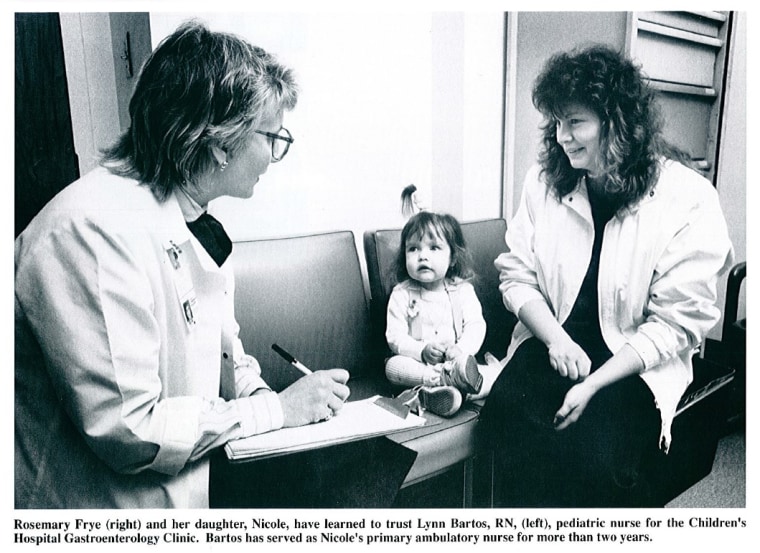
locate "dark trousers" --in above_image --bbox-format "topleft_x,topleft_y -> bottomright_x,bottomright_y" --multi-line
481,338 -> 661,507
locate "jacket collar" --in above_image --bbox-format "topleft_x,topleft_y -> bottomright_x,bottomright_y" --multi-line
562,173 -> 659,221
561,177 -> 593,223
174,185 -> 207,222
163,189 -> 222,273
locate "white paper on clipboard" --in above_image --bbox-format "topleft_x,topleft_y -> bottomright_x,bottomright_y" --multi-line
224,396 -> 426,461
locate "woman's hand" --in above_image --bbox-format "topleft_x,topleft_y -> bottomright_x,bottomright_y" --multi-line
547,337 -> 591,380
422,342 -> 448,365
279,369 -> 350,427
552,344 -> 646,431
516,300 -> 590,380
553,380 -> 598,430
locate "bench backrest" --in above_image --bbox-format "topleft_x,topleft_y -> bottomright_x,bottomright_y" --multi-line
231,231 -> 374,391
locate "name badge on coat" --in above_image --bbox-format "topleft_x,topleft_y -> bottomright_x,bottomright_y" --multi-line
166,240 -> 198,327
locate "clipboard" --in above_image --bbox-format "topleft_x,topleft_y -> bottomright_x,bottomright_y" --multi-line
224,396 -> 426,461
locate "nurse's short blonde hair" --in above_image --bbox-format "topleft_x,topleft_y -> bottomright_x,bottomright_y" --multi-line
102,20 -> 298,200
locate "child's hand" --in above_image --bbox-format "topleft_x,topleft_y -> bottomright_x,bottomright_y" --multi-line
422,342 -> 447,364
444,345 -> 464,361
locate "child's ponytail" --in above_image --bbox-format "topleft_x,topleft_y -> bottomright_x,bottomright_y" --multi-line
401,184 -> 419,218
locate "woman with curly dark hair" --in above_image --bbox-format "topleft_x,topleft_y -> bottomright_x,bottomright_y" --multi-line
481,45 -> 733,507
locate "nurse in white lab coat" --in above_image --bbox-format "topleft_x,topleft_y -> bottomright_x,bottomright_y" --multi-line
14,22 -> 350,508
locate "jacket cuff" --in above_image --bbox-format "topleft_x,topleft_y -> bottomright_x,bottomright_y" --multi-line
503,286 -> 547,317
236,373 -> 271,398
148,397 -> 203,476
237,391 -> 284,436
626,331 -> 662,371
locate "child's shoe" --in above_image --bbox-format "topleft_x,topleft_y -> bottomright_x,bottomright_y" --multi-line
396,385 -> 423,410
395,385 -> 463,418
419,386 -> 463,417
441,354 -> 483,395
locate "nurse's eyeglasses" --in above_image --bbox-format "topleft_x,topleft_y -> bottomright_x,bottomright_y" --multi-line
254,127 -> 294,162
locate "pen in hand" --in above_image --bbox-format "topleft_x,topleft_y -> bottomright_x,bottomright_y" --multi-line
272,343 -> 312,375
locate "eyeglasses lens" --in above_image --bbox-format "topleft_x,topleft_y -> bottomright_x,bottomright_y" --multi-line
272,128 -> 292,161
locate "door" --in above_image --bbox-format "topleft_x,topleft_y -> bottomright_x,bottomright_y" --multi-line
15,13 -> 79,237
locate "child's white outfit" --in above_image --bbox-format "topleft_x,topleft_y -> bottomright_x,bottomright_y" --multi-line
385,278 -> 486,389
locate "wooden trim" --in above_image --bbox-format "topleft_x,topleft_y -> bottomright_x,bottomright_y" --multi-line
501,12 -> 518,221
638,20 -> 723,48
625,12 -> 639,56
60,13 -> 121,175
686,11 -> 728,23
628,11 -> 731,186
462,458 -> 474,508
707,11 -> 733,186
646,79 -> 717,97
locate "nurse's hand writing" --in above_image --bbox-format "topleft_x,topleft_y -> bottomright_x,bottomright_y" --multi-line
553,380 -> 597,431
279,369 -> 350,427
547,337 -> 591,380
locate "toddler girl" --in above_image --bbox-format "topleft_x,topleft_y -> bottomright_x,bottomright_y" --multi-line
385,211 -> 486,417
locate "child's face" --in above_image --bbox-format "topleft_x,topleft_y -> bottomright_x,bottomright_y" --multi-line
405,229 -> 451,290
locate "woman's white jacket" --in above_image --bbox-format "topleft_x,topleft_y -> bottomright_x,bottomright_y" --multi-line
495,160 -> 734,449
15,168 -> 279,508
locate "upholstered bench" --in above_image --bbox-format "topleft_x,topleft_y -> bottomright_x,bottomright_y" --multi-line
210,221 -> 512,508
